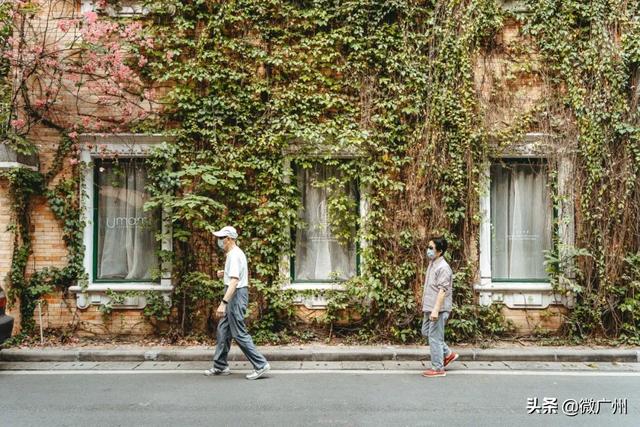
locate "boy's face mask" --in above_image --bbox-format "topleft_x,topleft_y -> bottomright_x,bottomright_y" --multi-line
217,238 -> 225,250
426,248 -> 436,259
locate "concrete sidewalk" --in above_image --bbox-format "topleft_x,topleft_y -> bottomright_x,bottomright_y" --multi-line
1,345 -> 638,363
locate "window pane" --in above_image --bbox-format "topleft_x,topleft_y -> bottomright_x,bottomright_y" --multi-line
490,160 -> 551,280
96,159 -> 158,280
294,163 -> 357,281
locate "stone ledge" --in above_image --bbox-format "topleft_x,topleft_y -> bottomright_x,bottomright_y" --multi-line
2,346 -> 638,363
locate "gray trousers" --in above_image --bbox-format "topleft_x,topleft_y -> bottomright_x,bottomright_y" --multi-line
213,287 -> 268,370
422,311 -> 451,370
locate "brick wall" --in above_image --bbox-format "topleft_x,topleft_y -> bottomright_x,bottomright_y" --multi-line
0,181 -> 18,335
502,306 -> 568,336
37,293 -> 155,337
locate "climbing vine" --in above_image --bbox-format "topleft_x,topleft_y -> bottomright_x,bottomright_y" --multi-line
134,0 -> 510,342
525,0 -> 640,343
1,135 -> 86,335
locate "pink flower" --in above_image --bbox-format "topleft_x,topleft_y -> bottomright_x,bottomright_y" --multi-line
68,131 -> 78,140
10,119 -> 25,128
57,21 -> 70,32
137,56 -> 148,67
44,58 -> 59,68
141,37 -> 154,49
69,158 -> 79,166
83,11 -> 98,25
33,99 -> 47,108
166,51 -> 174,61
123,22 -> 142,39
80,21 -> 116,43
57,19 -> 77,33
82,62 -> 96,73
115,65 -> 133,81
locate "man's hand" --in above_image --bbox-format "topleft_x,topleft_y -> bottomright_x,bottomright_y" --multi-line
430,289 -> 446,321
216,303 -> 226,318
216,270 -> 224,279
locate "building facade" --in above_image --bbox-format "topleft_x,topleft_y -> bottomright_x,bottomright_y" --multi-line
3,0 -> 633,340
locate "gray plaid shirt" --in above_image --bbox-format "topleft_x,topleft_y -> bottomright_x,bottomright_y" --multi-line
422,256 -> 453,313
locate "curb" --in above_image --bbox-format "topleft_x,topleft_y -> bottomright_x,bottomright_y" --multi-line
1,348 -> 638,363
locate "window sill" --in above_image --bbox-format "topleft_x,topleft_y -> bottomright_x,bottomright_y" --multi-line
283,283 -> 346,291
81,1 -> 149,17
69,283 -> 173,310
475,281 -> 553,292
0,144 -> 38,170
0,161 -> 38,171
282,282 -> 346,309
474,280 -> 573,309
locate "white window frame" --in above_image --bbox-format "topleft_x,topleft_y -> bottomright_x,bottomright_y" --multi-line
475,134 -> 574,309
0,144 -> 38,171
81,0 -> 148,17
69,134 -> 172,309
280,155 -> 368,309
500,0 -> 528,14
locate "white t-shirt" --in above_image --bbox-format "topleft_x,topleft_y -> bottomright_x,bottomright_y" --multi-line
224,246 -> 248,288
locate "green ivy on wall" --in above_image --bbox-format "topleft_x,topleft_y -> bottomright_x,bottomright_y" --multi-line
526,0 -> 640,343
136,0 -> 509,343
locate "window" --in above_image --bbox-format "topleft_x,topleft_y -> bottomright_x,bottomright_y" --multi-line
475,138 -> 574,309
70,135 -> 173,309
94,158 -> 158,282
490,159 -> 552,281
292,163 -> 358,282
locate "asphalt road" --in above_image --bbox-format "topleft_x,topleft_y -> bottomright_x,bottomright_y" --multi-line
0,369 -> 638,426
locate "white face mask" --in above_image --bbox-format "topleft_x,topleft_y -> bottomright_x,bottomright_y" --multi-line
427,248 -> 436,259
217,238 -> 225,250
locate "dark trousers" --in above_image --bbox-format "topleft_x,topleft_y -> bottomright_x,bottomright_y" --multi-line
213,287 -> 268,370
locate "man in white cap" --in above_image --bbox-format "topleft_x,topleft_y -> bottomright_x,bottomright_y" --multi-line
204,225 -> 270,380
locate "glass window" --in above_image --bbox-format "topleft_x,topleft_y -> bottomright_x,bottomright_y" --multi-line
94,158 -> 158,281
294,163 -> 357,282
490,159 -> 552,281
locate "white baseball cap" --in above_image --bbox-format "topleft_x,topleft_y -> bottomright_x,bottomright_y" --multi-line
213,225 -> 238,239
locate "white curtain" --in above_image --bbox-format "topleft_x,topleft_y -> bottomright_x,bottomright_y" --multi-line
97,159 -> 158,280
295,164 -> 357,281
490,161 -> 551,280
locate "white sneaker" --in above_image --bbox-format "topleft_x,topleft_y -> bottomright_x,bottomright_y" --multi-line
246,363 -> 270,380
204,367 -> 230,376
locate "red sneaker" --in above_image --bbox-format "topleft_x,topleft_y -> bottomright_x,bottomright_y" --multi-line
444,352 -> 459,367
422,369 -> 446,377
